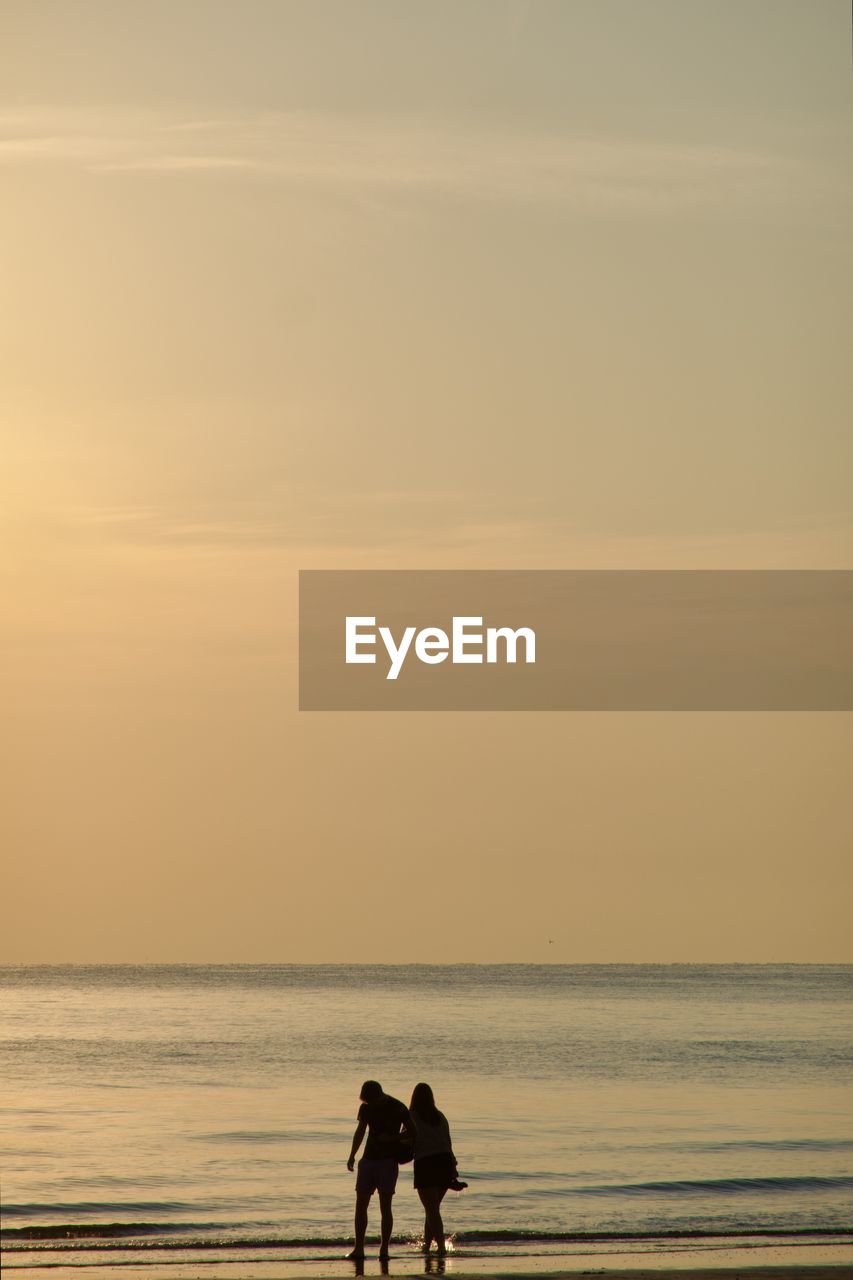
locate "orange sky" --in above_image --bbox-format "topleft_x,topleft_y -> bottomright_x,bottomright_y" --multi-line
2,1 -> 851,961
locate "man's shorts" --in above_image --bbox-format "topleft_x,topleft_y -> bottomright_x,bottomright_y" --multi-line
356,1157 -> 399,1196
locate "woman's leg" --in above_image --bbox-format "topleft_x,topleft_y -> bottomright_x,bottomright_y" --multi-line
417,1187 -> 433,1251
434,1187 -> 448,1255
418,1187 -> 446,1254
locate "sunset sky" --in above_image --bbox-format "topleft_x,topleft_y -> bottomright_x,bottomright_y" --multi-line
2,1 -> 851,962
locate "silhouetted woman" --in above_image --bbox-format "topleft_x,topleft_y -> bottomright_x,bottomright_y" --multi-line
409,1082 -> 463,1256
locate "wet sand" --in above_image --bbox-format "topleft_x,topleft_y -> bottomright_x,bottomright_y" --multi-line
5,1234 -> 853,1279
6,1254 -> 851,1280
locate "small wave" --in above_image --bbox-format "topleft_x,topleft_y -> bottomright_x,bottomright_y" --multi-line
189,1129 -> 333,1144
695,1137 -> 853,1153
568,1175 -> 853,1197
4,1224 -> 851,1248
3,1218 -> 845,1249
2,1202 -> 204,1219
623,1137 -> 853,1155
2,1223 -> 205,1242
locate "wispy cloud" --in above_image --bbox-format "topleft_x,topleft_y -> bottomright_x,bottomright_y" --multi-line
44,497 -> 853,570
0,105 -> 829,215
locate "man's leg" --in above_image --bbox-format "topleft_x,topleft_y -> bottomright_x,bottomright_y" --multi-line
377,1190 -> 394,1258
350,1189 -> 371,1258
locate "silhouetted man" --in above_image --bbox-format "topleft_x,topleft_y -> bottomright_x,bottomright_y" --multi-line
346,1079 -> 413,1260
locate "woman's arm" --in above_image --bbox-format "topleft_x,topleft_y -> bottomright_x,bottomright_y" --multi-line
445,1115 -> 457,1164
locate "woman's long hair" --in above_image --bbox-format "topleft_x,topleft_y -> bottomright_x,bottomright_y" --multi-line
410,1081 -> 442,1125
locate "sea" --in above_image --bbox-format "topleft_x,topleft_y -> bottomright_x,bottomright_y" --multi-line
2,964 -> 852,1277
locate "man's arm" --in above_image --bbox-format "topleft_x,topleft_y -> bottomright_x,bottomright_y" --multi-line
347,1119 -> 367,1171
394,1107 -> 416,1160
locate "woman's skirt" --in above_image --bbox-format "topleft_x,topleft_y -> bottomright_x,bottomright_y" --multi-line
413,1151 -> 455,1190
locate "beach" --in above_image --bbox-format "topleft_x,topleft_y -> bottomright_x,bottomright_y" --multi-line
4,1246 -> 853,1279
2,966 -> 851,1279
5,1246 -> 853,1279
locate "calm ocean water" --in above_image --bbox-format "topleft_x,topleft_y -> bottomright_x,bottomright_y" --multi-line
1,965 -> 852,1271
